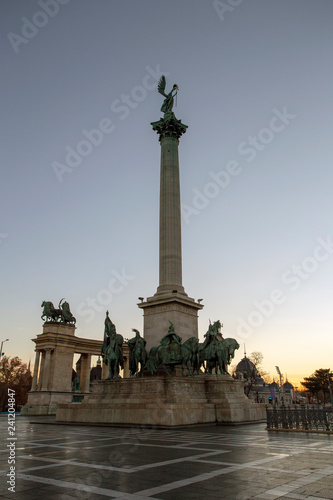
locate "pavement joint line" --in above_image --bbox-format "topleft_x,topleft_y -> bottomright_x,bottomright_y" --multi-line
22,438 -> 108,446
190,459 -> 311,475
135,452 -> 292,496
132,450 -> 225,472
285,494 -> 309,499
6,442 -> 79,450
19,455 -> 78,464
115,442 -> 231,453
13,450 -> 226,475
82,441 -> 134,449
11,437 -> 66,443
0,461 -> 74,474
15,474 -> 160,499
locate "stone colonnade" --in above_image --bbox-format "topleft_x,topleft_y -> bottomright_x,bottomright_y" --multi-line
22,323 -> 130,415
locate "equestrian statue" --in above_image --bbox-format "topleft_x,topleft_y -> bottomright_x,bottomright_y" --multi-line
101,311 -> 124,379
128,329 -> 148,376
146,322 -> 199,376
198,320 -> 239,374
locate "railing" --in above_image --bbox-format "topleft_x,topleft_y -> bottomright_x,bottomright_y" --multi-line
266,404 -> 333,432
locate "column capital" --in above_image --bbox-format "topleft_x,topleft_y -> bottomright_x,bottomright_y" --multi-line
151,113 -> 188,142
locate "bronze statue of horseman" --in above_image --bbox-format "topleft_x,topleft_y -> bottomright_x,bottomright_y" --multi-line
101,311 -> 124,379
198,320 -> 239,375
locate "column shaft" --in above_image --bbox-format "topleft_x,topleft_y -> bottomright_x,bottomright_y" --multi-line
80,354 -> 92,393
31,351 -> 40,391
38,351 -> 45,391
41,349 -> 51,391
158,136 -> 184,293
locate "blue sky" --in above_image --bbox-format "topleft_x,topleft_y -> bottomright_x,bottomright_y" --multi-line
1,0 -> 333,384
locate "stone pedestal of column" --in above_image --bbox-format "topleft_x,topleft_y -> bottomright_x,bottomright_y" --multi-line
139,294 -> 203,352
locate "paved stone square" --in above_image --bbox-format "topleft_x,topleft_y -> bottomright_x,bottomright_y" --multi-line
0,415 -> 332,499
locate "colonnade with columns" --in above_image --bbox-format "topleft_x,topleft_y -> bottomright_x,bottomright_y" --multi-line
23,322 -> 130,415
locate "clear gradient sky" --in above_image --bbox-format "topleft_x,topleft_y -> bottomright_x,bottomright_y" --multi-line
1,0 -> 333,386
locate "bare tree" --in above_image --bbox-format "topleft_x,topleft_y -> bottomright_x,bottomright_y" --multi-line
248,351 -> 271,383
0,356 -> 31,411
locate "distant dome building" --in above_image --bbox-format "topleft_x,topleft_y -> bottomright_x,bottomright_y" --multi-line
234,356 -> 294,405
235,356 -> 258,381
233,355 -> 269,403
283,380 -> 294,391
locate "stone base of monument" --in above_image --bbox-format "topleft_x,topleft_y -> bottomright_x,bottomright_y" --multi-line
56,375 -> 265,426
21,391 -> 90,415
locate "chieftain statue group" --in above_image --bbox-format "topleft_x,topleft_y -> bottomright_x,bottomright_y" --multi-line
100,311 -> 240,379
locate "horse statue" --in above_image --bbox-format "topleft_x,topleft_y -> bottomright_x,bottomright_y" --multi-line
146,322 -> 199,376
200,337 -> 240,375
41,299 -> 76,324
41,300 -> 62,322
128,329 -> 147,376
101,311 -> 124,379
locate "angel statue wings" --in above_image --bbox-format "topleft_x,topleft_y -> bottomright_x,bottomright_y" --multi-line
158,75 -> 179,114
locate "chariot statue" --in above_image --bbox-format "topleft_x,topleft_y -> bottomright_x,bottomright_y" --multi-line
41,298 -> 76,324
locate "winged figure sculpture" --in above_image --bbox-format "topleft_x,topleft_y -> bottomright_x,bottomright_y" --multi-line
158,75 -> 179,114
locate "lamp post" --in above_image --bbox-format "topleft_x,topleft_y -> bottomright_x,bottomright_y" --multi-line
0,339 -> 9,359
327,369 -> 333,407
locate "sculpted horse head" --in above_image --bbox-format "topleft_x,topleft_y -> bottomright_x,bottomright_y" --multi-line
223,338 -> 240,364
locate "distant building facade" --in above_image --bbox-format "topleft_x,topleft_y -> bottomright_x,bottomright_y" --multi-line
233,356 -> 294,405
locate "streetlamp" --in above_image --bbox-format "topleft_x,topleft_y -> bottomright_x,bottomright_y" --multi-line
0,339 -> 9,359
327,369 -> 333,407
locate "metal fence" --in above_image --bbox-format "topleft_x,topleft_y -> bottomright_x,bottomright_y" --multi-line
266,404 -> 333,432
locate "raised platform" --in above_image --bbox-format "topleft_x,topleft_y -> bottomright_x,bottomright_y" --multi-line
56,375 -> 265,427
21,390 -> 90,415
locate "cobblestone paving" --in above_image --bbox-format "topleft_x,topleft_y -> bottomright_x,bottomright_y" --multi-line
0,416 -> 332,499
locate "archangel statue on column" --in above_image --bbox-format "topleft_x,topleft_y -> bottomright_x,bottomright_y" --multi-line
158,75 -> 179,114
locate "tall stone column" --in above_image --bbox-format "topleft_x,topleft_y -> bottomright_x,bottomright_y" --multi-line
80,354 -> 91,393
41,348 -> 52,391
138,112 -> 203,350
157,134 -> 184,294
31,350 -> 40,391
38,350 -> 45,391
